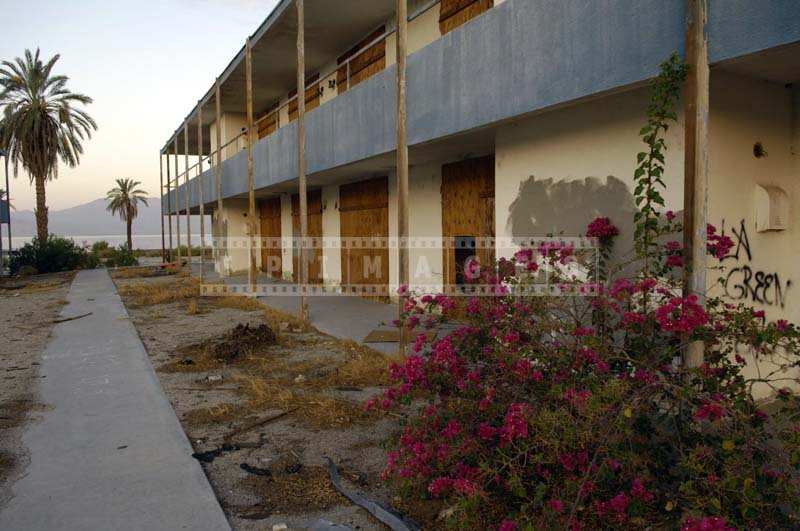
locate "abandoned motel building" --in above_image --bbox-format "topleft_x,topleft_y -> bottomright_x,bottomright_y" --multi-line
159,0 -> 799,332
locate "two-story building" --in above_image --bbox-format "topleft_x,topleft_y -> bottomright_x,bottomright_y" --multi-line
161,0 -> 799,333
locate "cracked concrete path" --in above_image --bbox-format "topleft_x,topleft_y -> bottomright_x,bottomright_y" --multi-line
0,269 -> 230,531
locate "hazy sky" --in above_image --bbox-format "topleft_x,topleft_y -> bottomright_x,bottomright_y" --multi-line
1,0 -> 280,211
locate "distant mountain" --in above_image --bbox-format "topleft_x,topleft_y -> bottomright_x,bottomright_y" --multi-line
9,197 -> 202,237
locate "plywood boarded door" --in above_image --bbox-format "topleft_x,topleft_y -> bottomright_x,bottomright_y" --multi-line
439,0 -> 493,34
340,177 -> 389,297
337,26 -> 386,93
441,156 -> 495,287
259,197 -> 282,279
292,190 -> 323,284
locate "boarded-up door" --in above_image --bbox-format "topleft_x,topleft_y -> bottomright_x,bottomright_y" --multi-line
292,190 -> 323,284
439,0 -> 493,34
337,26 -> 386,93
441,156 -> 495,287
340,177 -> 389,297
259,197 -> 282,279
288,73 -> 321,122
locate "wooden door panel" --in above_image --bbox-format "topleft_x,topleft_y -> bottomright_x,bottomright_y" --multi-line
340,177 -> 389,297
440,0 -> 493,35
259,197 -> 282,279
441,156 -> 495,286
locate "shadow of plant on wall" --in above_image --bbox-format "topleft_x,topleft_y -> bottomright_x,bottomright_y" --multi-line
507,175 -> 636,252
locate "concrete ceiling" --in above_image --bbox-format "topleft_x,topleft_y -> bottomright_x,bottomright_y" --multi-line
715,41 -> 800,86
167,0 -> 395,156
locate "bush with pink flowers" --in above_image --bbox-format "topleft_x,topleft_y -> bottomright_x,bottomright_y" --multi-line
375,54 -> 800,530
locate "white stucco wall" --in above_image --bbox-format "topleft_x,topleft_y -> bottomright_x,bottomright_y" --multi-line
321,184 -> 342,286
280,193 -> 294,280
387,162 -> 445,294
495,86 -> 685,262
214,198 -> 260,275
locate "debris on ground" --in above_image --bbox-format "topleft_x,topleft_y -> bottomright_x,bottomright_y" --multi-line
240,463 -> 272,477
191,443 -> 241,463
212,323 -> 277,363
326,457 -> 419,531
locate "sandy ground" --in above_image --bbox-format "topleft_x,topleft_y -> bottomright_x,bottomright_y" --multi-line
113,269 -> 429,530
0,272 -> 74,509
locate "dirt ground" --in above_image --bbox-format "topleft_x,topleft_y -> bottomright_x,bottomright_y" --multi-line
0,272 -> 74,509
113,269 -> 432,530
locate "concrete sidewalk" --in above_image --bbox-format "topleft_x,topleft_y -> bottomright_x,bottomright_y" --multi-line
194,264 -> 401,354
0,269 -> 230,531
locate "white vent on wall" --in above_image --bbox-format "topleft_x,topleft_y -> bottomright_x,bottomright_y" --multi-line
754,184 -> 789,232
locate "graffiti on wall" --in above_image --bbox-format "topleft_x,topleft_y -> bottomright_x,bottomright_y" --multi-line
720,219 -> 792,309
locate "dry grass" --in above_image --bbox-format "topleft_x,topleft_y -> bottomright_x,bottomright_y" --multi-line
243,461 -> 348,514
111,264 -> 181,280
117,277 -> 200,306
186,298 -> 201,315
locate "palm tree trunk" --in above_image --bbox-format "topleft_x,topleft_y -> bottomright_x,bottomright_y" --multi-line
34,173 -> 48,242
127,219 -> 133,250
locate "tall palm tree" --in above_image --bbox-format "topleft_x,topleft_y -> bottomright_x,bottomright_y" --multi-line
106,178 -> 148,250
0,49 -> 97,243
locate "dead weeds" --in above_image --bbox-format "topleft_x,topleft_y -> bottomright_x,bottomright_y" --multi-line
242,460 -> 348,515
111,264 -> 182,280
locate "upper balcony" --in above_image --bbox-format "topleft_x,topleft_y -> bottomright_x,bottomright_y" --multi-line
164,0 -> 800,214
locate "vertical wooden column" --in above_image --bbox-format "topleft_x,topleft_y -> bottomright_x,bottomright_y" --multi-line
215,79 -> 224,272
683,0 -> 709,368
184,122 -> 193,272
297,0 -> 309,322
197,106 -> 206,282
159,152 -> 166,263
174,137 -> 182,264
246,37 -> 257,294
165,149 -> 174,262
396,0 -> 410,355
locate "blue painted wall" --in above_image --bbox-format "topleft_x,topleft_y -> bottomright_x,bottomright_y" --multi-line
168,0 -> 799,213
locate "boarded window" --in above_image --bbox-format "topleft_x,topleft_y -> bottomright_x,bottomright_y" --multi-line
441,156 -> 495,287
340,177 -> 389,299
288,73 -> 321,123
337,26 -> 386,93
256,105 -> 279,139
439,0 -> 493,34
291,190 -> 323,284
259,197 -> 282,279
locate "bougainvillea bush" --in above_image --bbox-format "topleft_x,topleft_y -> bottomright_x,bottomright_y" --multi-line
374,55 -> 800,530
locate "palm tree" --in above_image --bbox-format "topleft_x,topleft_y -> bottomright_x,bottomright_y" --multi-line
0,49 -> 97,243
106,178 -> 148,250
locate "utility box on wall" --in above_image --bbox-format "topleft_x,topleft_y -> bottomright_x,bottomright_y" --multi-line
754,184 -> 789,232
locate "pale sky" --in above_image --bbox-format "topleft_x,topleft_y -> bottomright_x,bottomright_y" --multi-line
0,0 -> 280,211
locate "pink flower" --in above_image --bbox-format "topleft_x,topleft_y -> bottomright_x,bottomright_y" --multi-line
442,419 -> 461,439
549,498 -> 565,513
452,478 -> 481,497
665,240 -> 682,252
478,422 -> 498,441
428,477 -> 452,497
666,210 -> 677,221
498,520 -> 518,531
655,295 -> 709,334
706,224 -> 734,260
586,217 -> 620,241
695,399 -> 727,422
630,477 -> 654,502
666,254 -> 684,268
565,388 -> 592,409
499,403 -> 529,444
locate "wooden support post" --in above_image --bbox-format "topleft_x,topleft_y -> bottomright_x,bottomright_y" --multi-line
396,0 -> 410,356
215,79 -> 224,272
246,37 -> 257,294
184,122 -> 193,273
198,107 -> 206,282
159,152 -> 166,263
174,137 -> 182,265
297,0 -> 309,322
165,150 -> 174,261
683,0 -> 709,368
